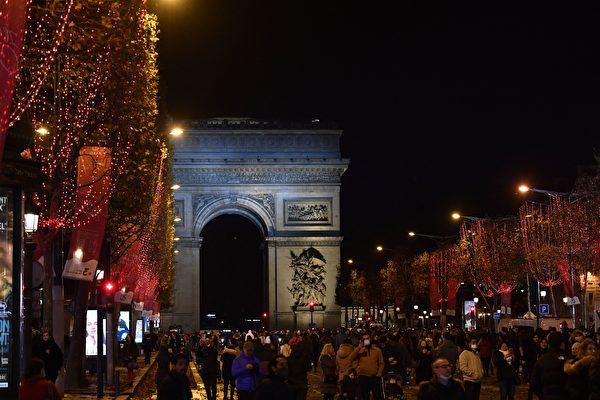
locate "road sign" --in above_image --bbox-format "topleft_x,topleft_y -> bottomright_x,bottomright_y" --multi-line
539,304 -> 550,316
493,312 -> 501,320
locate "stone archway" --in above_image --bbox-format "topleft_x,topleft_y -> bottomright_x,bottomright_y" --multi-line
160,119 -> 349,332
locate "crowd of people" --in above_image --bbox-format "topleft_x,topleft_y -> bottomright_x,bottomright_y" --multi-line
145,321 -> 600,400
18,321 -> 600,400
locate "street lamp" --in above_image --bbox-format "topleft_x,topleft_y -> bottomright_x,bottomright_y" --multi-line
408,231 -> 457,245
451,212 -> 484,222
413,305 -> 419,310
518,184 -> 568,197
171,184 -> 181,190
540,290 -> 547,298
24,213 -> 39,237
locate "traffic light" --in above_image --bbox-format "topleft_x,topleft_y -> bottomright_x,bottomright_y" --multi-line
469,305 -> 476,319
262,312 -> 268,318
309,301 -> 315,312
102,280 -> 117,307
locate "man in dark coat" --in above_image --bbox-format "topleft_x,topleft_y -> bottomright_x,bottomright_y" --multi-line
36,330 -> 63,383
417,357 -> 466,400
287,342 -> 312,400
157,353 -> 192,400
435,332 -> 460,376
142,332 -> 153,365
255,354 -> 294,400
530,331 -> 568,400
196,337 -> 220,400
220,342 -> 238,400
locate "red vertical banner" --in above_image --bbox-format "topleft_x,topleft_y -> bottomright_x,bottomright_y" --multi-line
0,0 -> 28,168
429,273 -> 439,311
558,260 -> 574,298
62,147 -> 112,281
446,277 -> 460,316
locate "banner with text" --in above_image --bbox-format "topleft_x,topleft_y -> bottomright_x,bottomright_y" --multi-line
0,188 -> 14,389
63,147 -> 112,281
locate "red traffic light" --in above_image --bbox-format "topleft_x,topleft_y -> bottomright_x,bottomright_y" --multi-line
470,306 -> 476,312
102,280 -> 116,294
309,301 -> 315,307
262,312 -> 268,318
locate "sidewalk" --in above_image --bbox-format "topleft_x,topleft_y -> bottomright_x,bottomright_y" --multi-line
64,354 -> 155,400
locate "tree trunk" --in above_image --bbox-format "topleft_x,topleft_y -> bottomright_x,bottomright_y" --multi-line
550,286 -> 557,317
65,280 -> 92,388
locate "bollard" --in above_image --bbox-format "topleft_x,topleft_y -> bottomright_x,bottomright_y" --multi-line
115,370 -> 120,396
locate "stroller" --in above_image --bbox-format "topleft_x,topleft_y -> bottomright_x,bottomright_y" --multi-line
381,372 -> 407,400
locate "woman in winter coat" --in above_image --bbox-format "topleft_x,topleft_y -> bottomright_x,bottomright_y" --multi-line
123,334 -> 140,385
319,343 -> 338,400
415,339 -> 434,384
287,341 -> 313,400
155,335 -> 172,386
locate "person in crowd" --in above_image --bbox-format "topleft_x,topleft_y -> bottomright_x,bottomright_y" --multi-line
478,333 -> 493,377
334,328 -> 348,351
435,332 -> 460,376
458,336 -> 484,400
319,343 -> 338,400
588,343 -> 600,400
568,341 -> 580,361
336,338 -> 357,382
18,357 -> 61,400
280,338 -> 292,358
415,339 -> 434,384
254,338 -> 274,377
168,330 -> 181,353
34,330 -> 63,384
254,354 -> 293,400
155,335 -> 172,386
157,352 -> 192,400
220,341 -> 238,400
563,338 -> 597,400
123,333 -> 140,385
195,337 -> 219,400
339,367 -> 359,399
350,331 -> 384,400
232,341 -> 263,400
530,331 -> 568,400
287,337 -> 312,400
417,357 -> 466,400
536,337 -> 549,359
493,342 -> 517,400
142,332 -> 153,366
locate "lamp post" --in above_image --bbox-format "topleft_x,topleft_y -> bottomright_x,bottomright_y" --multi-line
21,206 -> 39,381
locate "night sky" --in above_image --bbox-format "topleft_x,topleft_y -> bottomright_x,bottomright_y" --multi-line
157,1 -> 600,277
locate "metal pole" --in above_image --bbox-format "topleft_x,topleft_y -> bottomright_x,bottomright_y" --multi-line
97,289 -> 104,398
536,280 -> 541,330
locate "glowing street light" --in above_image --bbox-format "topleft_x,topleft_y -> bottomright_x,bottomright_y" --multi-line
518,184 -> 568,197
169,127 -> 184,136
171,184 -> 181,190
174,217 -> 182,222
451,212 -> 483,222
347,259 -> 354,265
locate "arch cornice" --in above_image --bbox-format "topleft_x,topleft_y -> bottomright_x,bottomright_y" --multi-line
192,194 -> 275,237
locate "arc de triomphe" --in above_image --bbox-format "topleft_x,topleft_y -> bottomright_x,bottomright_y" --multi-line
160,119 -> 349,332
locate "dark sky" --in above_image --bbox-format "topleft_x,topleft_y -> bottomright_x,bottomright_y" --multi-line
157,1 -> 600,266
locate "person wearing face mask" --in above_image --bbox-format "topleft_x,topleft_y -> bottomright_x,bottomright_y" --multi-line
350,332 -> 385,400
254,355 -> 294,400
492,342 -> 517,400
319,343 -> 339,400
458,337 -> 484,400
417,357 -> 465,400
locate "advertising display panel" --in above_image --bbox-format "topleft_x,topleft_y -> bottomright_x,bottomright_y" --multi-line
0,189 -> 13,389
135,320 -> 143,344
117,311 -> 130,342
85,310 -> 106,356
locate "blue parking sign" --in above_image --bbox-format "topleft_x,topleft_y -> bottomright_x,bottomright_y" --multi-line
539,304 -> 549,316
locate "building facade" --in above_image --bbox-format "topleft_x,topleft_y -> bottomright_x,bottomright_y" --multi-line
160,119 -> 349,331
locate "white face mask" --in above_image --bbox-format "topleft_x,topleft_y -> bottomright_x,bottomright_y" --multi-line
438,373 -> 452,382
363,340 -> 370,347
470,344 -> 478,350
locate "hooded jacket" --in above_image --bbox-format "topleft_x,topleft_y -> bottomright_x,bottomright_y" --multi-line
336,343 -> 356,381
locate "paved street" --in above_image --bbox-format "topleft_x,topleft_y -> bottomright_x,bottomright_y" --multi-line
123,361 -> 531,400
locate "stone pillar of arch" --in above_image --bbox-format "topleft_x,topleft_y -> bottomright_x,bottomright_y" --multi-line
160,119 -> 349,332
